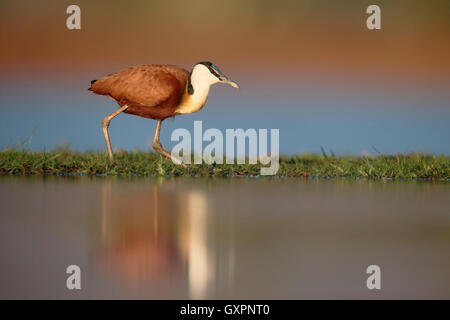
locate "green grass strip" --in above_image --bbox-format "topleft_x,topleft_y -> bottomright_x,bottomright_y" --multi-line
0,150 -> 449,179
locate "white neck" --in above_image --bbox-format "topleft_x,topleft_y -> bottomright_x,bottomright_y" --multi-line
176,64 -> 220,114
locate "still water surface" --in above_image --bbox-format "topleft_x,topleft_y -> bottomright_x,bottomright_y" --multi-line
0,177 -> 449,299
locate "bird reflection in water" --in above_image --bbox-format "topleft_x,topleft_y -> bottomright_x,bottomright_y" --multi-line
97,179 -> 232,298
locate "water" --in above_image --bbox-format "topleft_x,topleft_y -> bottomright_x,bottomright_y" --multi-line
0,176 -> 449,299
1,82 -> 450,156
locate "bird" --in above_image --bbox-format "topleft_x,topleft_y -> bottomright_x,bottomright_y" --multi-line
88,62 -> 239,166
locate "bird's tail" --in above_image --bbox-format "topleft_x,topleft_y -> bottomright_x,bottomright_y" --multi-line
88,79 -> 97,91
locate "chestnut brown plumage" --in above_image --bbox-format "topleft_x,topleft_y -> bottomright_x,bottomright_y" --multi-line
89,65 -> 189,120
89,62 -> 239,166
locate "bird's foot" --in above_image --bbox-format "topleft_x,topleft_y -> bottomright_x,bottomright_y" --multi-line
153,142 -> 187,168
178,161 -> 188,168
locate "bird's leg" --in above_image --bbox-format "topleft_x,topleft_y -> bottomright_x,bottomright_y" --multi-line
102,105 -> 128,161
152,119 -> 187,168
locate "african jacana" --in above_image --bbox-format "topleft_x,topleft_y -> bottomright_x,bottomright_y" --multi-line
89,62 -> 239,166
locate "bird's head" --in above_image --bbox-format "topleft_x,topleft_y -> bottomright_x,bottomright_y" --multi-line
189,61 -> 239,94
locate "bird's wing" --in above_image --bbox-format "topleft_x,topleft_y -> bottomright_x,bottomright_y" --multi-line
90,65 -> 187,107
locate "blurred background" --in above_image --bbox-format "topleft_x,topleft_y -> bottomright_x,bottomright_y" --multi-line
0,0 -> 449,155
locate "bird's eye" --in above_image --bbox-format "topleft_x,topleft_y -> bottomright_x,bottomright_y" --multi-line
212,65 -> 222,74
208,67 -> 220,79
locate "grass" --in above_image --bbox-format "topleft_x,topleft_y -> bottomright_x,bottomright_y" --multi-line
0,149 -> 449,180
